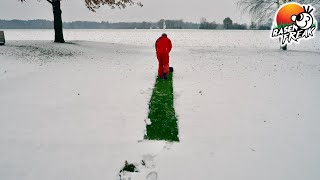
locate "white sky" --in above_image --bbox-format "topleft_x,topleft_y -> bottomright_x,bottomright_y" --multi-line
0,0 -> 252,24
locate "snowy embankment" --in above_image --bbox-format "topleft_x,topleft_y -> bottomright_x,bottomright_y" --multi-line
1,30 -> 320,180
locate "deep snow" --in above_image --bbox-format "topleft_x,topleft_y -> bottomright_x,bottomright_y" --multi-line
1,29 -> 320,180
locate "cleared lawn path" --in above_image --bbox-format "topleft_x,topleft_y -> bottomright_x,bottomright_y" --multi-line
145,73 -> 179,142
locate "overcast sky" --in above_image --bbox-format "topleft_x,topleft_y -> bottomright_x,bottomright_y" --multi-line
0,0 -> 251,24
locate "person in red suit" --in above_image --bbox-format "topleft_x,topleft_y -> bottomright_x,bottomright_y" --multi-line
155,33 -> 172,80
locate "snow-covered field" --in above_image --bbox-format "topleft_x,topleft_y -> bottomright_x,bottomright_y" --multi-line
1,29 -> 320,180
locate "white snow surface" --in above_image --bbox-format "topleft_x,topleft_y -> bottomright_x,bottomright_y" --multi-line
1,29 -> 320,180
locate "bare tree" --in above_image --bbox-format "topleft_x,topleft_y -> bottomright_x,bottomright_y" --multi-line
238,0 -> 319,23
20,0 -> 143,43
237,0 -> 320,50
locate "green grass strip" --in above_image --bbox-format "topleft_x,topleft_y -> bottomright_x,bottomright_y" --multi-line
144,73 -> 179,142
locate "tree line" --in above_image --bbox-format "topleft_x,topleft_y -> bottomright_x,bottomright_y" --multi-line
0,19 -> 154,29
0,19 -> 197,29
0,18 -> 287,30
199,17 -> 248,30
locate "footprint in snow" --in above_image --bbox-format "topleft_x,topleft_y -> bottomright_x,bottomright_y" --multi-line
142,154 -> 156,169
146,171 -> 158,180
163,142 -> 174,150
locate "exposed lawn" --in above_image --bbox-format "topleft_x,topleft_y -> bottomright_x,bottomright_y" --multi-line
144,73 -> 179,142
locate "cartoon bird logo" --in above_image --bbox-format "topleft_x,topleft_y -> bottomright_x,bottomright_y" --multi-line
291,5 -> 314,29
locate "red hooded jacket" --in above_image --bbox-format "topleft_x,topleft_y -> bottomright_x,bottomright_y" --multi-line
155,35 -> 172,55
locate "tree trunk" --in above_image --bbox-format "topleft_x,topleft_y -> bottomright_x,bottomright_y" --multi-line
281,44 -> 287,50
52,1 -> 65,43
278,0 -> 287,50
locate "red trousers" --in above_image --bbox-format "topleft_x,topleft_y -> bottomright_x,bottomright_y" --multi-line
157,53 -> 170,77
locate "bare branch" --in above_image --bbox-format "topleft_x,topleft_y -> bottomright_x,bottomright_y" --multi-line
84,0 -> 143,12
238,0 -> 320,23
